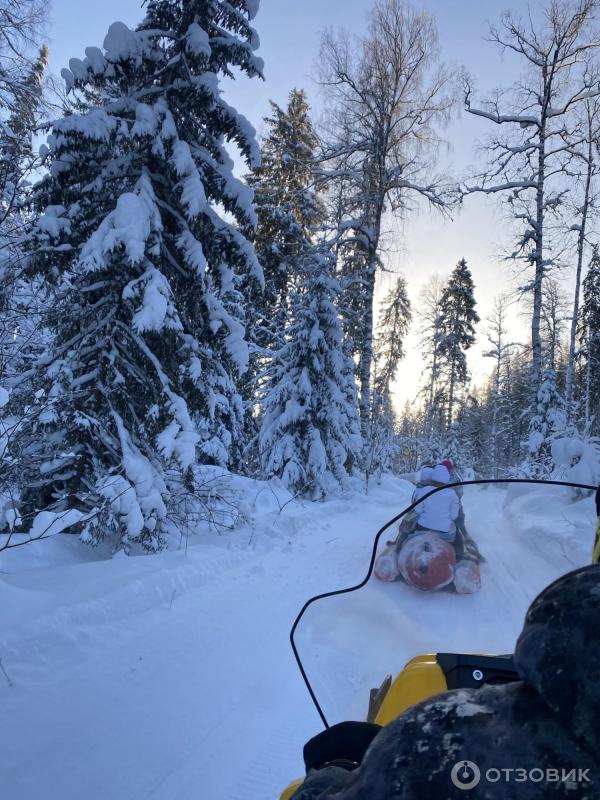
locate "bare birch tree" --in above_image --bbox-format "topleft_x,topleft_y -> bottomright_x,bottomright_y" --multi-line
418,275 -> 446,438
0,0 -> 48,242
318,0 -> 456,438
483,294 -> 517,476
464,0 -> 600,400
0,0 -> 47,106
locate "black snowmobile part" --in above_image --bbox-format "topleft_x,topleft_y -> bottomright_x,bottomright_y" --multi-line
303,721 -> 382,773
290,478 -> 598,730
436,653 -> 518,690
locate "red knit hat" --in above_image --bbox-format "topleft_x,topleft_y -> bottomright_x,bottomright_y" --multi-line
441,458 -> 454,470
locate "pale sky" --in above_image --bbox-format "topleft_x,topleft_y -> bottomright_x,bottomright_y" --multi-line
46,0 -> 551,408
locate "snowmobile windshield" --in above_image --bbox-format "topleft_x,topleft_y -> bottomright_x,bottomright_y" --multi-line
291,479 -> 597,728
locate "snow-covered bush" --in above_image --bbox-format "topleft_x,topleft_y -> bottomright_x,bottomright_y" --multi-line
522,368 -> 568,478
551,437 -> 600,487
166,465 -> 250,542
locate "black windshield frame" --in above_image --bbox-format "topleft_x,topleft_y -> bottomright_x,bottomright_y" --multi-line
290,478 -> 598,728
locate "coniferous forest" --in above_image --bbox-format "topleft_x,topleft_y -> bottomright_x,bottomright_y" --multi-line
2,0 -> 600,552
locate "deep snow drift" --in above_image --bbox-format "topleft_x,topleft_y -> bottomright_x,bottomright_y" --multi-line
0,475 -> 595,800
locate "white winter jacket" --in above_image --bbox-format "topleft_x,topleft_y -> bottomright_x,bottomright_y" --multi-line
414,487 -> 460,537
411,484 -> 433,504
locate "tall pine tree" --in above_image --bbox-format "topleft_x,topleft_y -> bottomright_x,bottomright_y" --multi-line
438,258 -> 479,427
259,253 -> 362,499
242,89 -> 322,460
19,2 -> 263,548
248,88 -> 322,335
366,275 -> 412,478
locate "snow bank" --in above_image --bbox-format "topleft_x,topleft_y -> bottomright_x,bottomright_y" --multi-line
552,436 -> 600,485
29,509 -> 86,538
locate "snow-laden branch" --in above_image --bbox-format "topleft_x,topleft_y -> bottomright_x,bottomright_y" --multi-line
464,179 -> 537,194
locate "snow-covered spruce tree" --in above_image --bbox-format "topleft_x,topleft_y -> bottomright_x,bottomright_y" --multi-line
366,275 -> 412,479
247,88 -> 322,337
417,275 -> 446,440
0,45 -> 48,246
0,1 -> 49,269
524,367 -> 568,478
0,43 -> 50,532
242,89 -> 322,460
373,275 -> 412,413
259,253 -> 362,499
20,2 -> 263,548
437,258 -> 479,427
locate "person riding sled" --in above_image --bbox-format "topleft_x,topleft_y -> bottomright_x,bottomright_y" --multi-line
438,457 -> 484,562
412,464 -> 460,538
396,466 -> 434,536
374,466 -> 435,580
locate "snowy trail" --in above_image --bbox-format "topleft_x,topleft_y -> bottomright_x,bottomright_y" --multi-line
1,478 -> 411,800
1,477 -> 594,800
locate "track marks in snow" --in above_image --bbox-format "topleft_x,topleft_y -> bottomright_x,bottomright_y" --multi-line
225,720 -> 308,800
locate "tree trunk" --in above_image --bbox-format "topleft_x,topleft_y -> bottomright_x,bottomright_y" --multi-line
358,193 -> 384,441
358,256 -> 377,440
491,352 -> 501,479
531,125 -> 546,397
585,324 -> 592,431
447,357 -> 456,428
427,346 -> 438,432
565,121 -> 593,416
